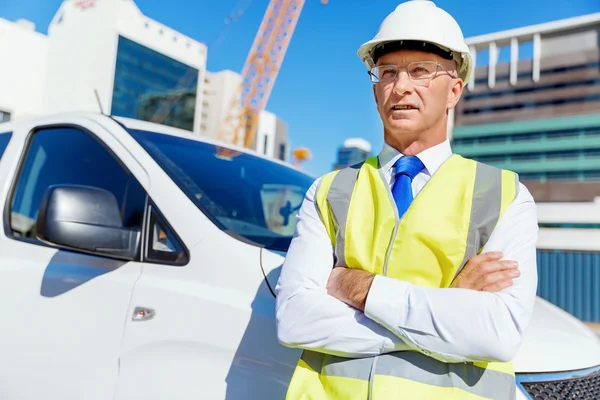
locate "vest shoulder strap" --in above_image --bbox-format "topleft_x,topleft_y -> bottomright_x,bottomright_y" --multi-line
315,159 -> 369,265
453,160 -> 520,279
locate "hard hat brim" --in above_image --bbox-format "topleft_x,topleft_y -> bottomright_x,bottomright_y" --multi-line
358,38 -> 473,82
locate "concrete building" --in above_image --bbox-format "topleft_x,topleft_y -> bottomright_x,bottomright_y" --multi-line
451,12 -> 600,325
333,138 -> 372,170
201,70 -> 242,138
0,0 -> 289,160
201,69 -> 289,162
452,12 -> 600,203
0,18 -> 48,122
254,110 -> 289,162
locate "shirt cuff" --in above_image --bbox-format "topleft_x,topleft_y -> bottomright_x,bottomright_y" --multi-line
364,274 -> 411,333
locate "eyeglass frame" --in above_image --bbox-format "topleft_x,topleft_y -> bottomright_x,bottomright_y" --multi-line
368,61 -> 458,84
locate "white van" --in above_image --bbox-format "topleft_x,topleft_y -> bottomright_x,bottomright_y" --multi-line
0,112 -> 599,400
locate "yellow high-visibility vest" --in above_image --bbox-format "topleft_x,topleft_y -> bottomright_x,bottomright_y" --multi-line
285,154 -> 519,400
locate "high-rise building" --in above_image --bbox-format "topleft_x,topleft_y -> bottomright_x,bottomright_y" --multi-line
333,138 -> 372,170
451,12 -> 600,202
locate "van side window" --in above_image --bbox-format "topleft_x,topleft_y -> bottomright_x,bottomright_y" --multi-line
146,203 -> 188,265
9,127 -> 147,242
0,133 -> 11,160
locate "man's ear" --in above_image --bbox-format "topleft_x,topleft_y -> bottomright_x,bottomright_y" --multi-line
447,78 -> 464,110
373,84 -> 379,107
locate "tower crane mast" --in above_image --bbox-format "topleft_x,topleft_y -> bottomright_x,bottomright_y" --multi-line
217,0 -> 327,157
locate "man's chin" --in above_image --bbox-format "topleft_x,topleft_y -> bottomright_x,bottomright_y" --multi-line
386,120 -> 420,134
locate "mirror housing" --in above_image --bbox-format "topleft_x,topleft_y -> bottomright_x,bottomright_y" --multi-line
36,185 -> 140,261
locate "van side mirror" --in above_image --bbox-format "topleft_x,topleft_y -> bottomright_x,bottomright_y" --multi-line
36,185 -> 140,261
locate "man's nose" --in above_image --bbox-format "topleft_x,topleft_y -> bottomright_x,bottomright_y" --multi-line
393,70 -> 414,95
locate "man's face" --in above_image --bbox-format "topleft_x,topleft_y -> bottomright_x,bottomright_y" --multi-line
372,49 -> 462,140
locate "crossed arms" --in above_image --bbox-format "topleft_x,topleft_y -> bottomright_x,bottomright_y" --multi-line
275,179 -> 539,363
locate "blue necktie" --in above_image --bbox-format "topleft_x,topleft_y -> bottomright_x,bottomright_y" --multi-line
391,156 -> 424,218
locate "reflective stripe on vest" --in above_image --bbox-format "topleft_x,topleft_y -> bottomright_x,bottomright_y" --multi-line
298,351 -> 516,400
285,154 -> 519,400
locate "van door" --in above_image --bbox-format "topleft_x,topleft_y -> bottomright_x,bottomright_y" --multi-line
0,125 -> 148,400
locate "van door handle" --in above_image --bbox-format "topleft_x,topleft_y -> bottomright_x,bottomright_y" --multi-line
132,306 -> 156,321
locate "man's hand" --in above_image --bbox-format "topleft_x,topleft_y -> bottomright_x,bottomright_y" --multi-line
326,267 -> 375,311
451,252 -> 520,292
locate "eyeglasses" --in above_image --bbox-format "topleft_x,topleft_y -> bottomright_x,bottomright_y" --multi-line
369,61 -> 457,85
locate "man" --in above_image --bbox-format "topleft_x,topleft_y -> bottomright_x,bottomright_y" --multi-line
275,1 -> 538,399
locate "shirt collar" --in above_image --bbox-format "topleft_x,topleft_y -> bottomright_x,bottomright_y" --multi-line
378,139 -> 453,176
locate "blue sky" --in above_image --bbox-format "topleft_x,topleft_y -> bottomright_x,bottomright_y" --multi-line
2,0 -> 600,177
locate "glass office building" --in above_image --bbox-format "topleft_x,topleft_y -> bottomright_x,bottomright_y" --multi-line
111,36 -> 199,132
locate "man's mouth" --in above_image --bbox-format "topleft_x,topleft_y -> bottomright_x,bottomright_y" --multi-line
391,104 -> 418,110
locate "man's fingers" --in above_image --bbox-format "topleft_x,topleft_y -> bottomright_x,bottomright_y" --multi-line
469,251 -> 504,265
462,252 -> 504,274
480,260 -> 519,274
451,254 -> 518,290
481,278 -> 516,293
460,258 -> 517,282
475,268 -> 520,291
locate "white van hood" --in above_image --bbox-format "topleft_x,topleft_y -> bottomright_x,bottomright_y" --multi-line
513,296 -> 600,373
261,249 -> 600,374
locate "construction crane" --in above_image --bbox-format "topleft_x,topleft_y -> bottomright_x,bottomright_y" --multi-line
215,0 -> 327,158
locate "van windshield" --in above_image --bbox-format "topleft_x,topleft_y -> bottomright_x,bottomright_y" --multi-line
128,128 -> 314,252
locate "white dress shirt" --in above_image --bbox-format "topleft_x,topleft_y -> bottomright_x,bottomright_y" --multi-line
275,140 -> 539,363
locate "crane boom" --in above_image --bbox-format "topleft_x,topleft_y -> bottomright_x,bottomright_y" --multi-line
216,0 -> 308,156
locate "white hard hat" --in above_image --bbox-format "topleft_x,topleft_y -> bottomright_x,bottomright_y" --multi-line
357,0 -> 473,82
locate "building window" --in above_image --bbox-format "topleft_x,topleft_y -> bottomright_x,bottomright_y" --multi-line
510,153 -> 536,161
469,60 -> 600,88
512,132 -> 543,142
111,35 -> 199,132
546,171 -> 579,180
464,93 -> 600,115
476,155 -> 509,163
279,143 -> 286,161
465,76 -> 600,101
478,136 -> 506,144
263,135 -> 269,155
